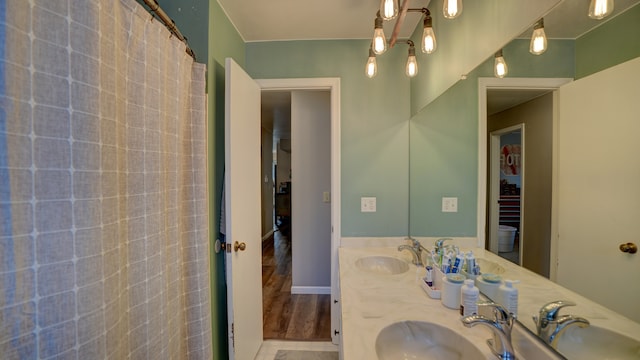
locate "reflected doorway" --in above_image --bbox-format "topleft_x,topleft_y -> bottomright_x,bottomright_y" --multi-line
489,125 -> 523,266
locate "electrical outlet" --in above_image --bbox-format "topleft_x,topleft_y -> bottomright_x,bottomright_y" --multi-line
361,197 -> 376,212
442,197 -> 458,212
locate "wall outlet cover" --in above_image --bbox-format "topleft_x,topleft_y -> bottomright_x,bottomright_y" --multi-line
442,197 -> 458,212
361,197 -> 376,212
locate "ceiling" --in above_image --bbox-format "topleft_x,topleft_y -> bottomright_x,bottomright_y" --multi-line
218,0 -> 639,42
247,0 -> 639,136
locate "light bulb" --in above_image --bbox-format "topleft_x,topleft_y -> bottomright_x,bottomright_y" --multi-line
494,50 -> 508,78
372,15 -> 387,55
443,0 -> 463,19
406,43 -> 418,77
421,14 -> 437,54
365,49 -> 377,78
589,0 -> 614,19
529,19 -> 547,55
380,0 -> 398,21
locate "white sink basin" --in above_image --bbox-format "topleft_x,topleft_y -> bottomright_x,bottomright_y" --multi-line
375,321 -> 485,360
555,325 -> 640,359
477,258 -> 505,275
511,322 -> 564,360
355,256 -> 409,275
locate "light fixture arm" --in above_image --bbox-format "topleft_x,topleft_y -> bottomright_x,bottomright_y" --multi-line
389,6 -> 431,48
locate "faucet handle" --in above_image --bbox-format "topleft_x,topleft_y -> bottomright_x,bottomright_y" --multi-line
479,302 -> 514,325
538,300 -> 576,321
435,237 -> 452,249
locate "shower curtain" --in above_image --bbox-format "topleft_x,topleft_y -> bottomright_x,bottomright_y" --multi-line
1,0 -> 212,359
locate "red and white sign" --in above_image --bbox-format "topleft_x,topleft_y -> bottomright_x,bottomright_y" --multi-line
500,144 -> 521,176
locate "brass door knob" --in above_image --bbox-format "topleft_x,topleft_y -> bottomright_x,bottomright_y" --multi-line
234,241 -> 246,252
619,242 -> 637,254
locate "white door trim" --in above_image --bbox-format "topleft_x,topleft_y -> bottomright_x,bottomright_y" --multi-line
477,77 -> 572,273
255,77 -> 341,344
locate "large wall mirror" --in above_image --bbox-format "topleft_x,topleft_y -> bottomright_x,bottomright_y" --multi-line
409,0 -> 640,353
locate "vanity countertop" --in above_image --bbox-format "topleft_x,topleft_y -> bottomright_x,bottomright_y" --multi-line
338,246 -> 640,360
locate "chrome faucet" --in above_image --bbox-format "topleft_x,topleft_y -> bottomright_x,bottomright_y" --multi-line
397,237 -> 427,266
434,237 -> 452,254
533,300 -> 590,348
461,302 -> 516,360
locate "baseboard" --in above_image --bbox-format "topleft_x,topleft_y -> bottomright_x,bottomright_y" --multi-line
291,286 -> 331,295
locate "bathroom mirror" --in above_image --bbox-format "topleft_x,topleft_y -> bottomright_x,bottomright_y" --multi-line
409,0 -> 640,352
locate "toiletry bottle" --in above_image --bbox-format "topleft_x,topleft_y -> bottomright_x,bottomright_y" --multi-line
452,253 -> 464,273
460,279 -> 479,316
466,251 -> 476,274
497,279 -> 520,316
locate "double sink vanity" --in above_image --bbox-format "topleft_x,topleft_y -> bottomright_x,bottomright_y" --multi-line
338,240 -> 640,359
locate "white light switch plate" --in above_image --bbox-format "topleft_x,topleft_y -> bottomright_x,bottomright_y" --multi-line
442,197 -> 458,212
323,191 -> 331,203
361,197 -> 376,212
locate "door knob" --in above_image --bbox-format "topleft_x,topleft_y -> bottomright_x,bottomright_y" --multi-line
234,241 -> 246,252
619,242 -> 637,254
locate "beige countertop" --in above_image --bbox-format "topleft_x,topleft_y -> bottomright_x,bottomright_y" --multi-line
338,245 -> 640,360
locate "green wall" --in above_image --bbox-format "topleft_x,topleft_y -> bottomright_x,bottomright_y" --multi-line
576,3 -> 640,78
246,40 -> 411,237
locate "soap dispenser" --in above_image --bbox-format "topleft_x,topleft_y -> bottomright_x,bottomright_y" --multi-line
497,279 -> 520,316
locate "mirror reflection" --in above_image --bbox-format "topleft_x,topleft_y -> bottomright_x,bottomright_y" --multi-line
410,0 -> 640,354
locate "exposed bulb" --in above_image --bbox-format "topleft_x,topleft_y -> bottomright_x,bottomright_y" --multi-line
494,50 -> 508,78
365,49 -> 377,78
372,16 -> 387,55
380,0 -> 399,20
406,43 -> 418,77
443,0 -> 463,19
589,0 -> 614,19
529,19 -> 547,55
421,14 -> 437,54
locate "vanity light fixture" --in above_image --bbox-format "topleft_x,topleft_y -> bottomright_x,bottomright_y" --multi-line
365,47 -> 378,78
372,12 -> 388,55
588,0 -> 614,19
529,18 -> 548,55
421,9 -> 437,54
406,40 -> 418,77
494,49 -> 508,78
380,0 -> 400,21
443,0 -> 463,19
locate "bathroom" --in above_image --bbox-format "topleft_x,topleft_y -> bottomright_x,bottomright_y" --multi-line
2,0 -> 639,359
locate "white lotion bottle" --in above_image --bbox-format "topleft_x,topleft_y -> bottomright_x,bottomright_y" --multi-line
497,279 -> 520,316
460,279 -> 479,316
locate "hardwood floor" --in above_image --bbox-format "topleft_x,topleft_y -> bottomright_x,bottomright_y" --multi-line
262,229 -> 332,341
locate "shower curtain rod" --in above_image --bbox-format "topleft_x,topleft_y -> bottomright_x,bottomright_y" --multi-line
141,0 -> 196,60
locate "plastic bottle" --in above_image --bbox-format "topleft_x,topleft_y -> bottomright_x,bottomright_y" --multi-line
452,253 -> 464,273
460,279 -> 479,316
465,251 -> 477,274
497,279 -> 520,316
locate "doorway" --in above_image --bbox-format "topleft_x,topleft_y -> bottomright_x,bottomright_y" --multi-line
489,125 -> 524,265
257,78 -> 341,345
260,89 -> 332,341
478,77 -> 572,278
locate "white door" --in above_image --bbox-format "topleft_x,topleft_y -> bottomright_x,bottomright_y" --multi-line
556,57 -> 640,322
225,57 -> 263,360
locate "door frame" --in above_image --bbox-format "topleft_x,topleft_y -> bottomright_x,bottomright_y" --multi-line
489,124 -> 525,264
255,77 -> 341,344
477,77 -> 572,273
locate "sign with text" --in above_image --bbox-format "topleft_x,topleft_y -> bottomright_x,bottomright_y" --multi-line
501,144 -> 521,176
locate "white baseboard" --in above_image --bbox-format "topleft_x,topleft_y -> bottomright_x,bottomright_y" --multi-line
291,286 -> 331,295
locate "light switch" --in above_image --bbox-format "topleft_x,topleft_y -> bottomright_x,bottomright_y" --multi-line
361,197 -> 376,212
442,197 -> 458,212
323,191 -> 331,203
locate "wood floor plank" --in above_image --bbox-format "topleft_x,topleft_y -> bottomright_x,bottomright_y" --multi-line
262,229 -> 331,341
